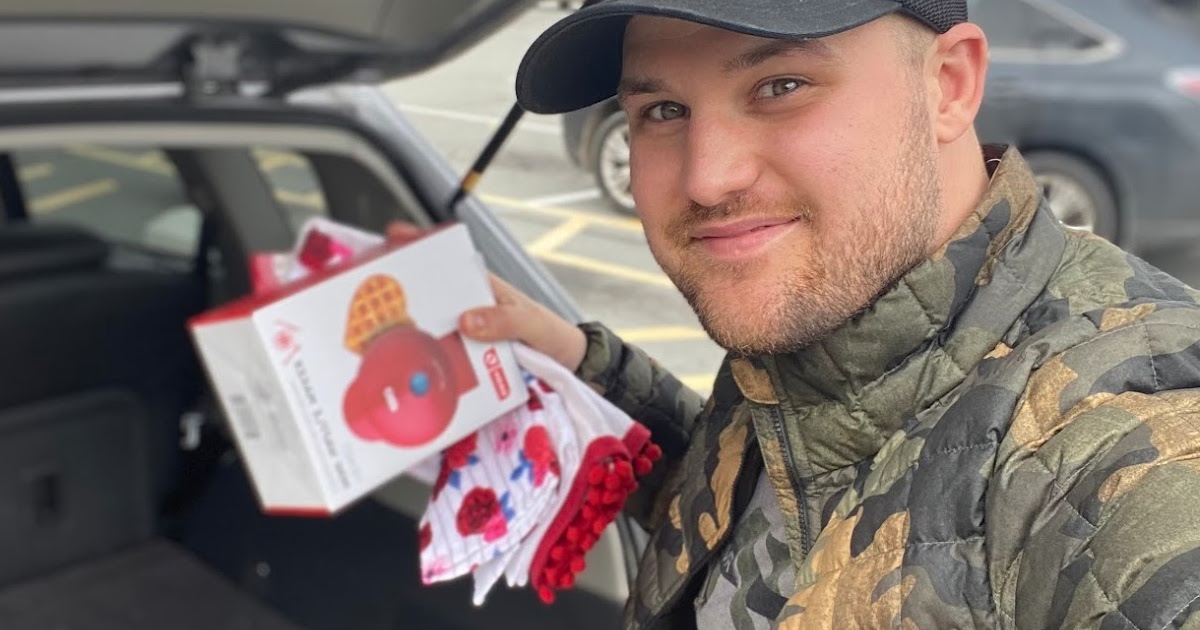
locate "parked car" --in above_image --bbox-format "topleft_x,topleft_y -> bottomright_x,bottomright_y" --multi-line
563,0 -> 1200,255
0,1 -> 638,629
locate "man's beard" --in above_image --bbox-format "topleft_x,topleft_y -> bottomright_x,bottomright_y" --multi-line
659,102 -> 943,357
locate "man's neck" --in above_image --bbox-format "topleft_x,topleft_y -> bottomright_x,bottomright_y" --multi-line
931,134 -> 992,252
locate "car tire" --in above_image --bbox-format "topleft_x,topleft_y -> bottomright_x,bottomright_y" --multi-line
1024,151 -> 1119,243
590,110 -> 637,215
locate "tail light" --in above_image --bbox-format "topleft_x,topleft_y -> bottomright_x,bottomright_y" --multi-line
1166,66 -> 1200,99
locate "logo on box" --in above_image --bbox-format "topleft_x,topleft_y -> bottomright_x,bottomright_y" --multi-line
273,320 -> 301,365
484,348 -> 511,401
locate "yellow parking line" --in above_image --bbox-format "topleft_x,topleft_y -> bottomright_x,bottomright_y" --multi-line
136,152 -> 170,170
66,144 -> 319,212
274,188 -> 324,210
18,163 -> 54,181
480,193 -> 644,233
478,192 -> 679,289
31,179 -> 118,214
256,150 -> 306,171
526,216 -> 590,256
679,374 -> 716,392
66,145 -> 173,176
613,326 -> 709,343
535,249 -> 674,288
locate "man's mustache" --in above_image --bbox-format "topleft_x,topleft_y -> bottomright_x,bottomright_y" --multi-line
666,196 -> 815,244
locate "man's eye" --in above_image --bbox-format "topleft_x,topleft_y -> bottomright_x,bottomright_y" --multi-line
755,78 -> 804,99
646,102 -> 687,121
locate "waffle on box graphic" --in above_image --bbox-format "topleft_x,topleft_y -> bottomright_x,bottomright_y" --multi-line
189,224 -> 528,515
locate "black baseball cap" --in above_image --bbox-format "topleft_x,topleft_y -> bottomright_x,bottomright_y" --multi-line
515,0 -> 967,114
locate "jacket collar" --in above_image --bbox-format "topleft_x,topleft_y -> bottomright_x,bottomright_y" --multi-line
734,145 -> 1062,477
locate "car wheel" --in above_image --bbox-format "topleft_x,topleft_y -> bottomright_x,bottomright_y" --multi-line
1025,151 -> 1119,243
591,111 -> 637,215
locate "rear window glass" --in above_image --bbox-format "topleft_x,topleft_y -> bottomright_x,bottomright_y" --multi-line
252,148 -> 327,231
13,146 -> 200,260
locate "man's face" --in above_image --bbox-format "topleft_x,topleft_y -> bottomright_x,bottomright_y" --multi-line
619,16 -> 945,355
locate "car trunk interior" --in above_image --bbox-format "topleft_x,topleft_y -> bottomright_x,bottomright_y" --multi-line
0,102 -> 418,629
0,99 -> 626,629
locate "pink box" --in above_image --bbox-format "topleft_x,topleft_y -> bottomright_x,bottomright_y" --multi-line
188,224 -> 528,515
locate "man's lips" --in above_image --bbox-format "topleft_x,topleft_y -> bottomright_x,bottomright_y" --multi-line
689,216 -> 800,240
688,216 -> 802,260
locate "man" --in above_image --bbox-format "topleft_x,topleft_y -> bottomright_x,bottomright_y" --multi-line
397,0 -> 1200,627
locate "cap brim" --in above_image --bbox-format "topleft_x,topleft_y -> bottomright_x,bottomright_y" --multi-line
515,0 -> 902,114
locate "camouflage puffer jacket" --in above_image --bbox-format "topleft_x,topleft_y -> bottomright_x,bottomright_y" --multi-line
574,145 -> 1200,630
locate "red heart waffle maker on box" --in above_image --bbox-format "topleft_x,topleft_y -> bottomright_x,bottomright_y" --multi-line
341,274 -> 479,448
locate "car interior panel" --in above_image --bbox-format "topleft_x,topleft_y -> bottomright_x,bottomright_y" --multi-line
0,538 -> 301,629
0,219 -> 305,628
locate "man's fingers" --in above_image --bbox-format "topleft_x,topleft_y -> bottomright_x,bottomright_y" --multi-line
459,300 -> 586,371
486,273 -> 529,307
386,221 -> 426,244
459,304 -> 524,342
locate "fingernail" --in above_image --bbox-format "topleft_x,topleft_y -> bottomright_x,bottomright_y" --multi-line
465,313 -> 484,331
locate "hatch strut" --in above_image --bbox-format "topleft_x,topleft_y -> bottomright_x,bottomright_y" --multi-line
447,102 -> 526,214
447,0 -> 605,216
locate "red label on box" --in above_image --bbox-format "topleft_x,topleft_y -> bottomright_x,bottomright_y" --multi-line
484,348 -> 511,400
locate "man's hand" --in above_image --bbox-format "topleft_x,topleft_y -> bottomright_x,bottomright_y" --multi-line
387,222 -> 588,372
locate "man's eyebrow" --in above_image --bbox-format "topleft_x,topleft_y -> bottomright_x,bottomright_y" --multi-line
615,39 -> 830,104
723,38 -> 833,74
616,77 -> 668,104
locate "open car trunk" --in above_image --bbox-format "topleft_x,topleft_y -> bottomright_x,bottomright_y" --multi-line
0,92 -> 628,628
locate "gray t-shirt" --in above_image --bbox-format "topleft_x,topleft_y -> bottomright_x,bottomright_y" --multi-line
694,472 -> 796,629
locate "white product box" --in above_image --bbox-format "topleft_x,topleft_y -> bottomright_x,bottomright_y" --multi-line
189,223 -> 528,515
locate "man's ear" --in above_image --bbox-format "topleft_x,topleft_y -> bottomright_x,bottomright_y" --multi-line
931,22 -> 988,145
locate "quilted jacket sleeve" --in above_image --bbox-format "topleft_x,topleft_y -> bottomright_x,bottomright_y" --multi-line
573,321 -> 707,528
996,388 -> 1200,630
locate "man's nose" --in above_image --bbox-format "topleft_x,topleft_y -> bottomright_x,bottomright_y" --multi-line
681,114 -> 761,208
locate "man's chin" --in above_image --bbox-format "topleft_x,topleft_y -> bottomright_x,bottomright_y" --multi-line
691,289 -> 858,356
679,262 -> 771,297
693,301 -> 790,355
701,321 -> 796,356
673,265 -> 811,349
